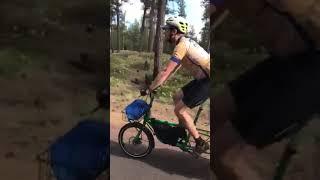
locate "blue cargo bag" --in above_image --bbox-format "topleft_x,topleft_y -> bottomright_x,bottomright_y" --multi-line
125,99 -> 150,121
49,119 -> 109,180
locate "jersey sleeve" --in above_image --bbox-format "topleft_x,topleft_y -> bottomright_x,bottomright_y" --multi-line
170,41 -> 187,64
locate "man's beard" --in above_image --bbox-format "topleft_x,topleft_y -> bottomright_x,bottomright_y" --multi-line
166,36 -> 174,43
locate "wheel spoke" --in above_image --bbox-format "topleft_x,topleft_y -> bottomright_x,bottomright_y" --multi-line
118,123 -> 154,158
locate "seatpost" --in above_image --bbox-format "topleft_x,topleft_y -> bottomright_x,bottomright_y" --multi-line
194,103 -> 204,125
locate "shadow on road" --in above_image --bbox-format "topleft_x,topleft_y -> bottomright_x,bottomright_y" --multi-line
110,140 -> 210,179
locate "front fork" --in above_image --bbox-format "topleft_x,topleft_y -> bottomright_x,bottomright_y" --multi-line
133,118 -> 150,142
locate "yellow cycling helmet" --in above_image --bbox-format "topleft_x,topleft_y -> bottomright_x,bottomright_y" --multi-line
162,16 -> 189,34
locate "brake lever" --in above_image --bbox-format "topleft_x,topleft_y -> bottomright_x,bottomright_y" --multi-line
140,89 -> 148,96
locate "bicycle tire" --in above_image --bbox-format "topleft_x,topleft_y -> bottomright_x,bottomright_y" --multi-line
118,122 -> 155,158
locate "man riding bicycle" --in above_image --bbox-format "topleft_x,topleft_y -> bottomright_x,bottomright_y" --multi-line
147,16 -> 210,154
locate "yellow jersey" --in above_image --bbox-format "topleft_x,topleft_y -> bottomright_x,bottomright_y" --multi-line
171,37 -> 210,79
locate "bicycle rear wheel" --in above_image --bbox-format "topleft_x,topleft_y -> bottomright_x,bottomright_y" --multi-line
118,122 -> 155,158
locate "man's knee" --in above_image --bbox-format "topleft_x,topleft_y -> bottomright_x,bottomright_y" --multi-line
214,147 -> 264,180
213,150 -> 242,180
174,106 -> 184,117
213,141 -> 253,180
173,91 -> 183,104
212,123 -> 264,180
174,101 -> 187,118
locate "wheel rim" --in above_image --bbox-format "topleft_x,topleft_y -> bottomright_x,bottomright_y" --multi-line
120,126 -> 151,157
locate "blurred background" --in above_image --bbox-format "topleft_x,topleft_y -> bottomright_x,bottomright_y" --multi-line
0,1 -> 108,179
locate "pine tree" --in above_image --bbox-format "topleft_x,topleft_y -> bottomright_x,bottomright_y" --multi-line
177,0 -> 186,18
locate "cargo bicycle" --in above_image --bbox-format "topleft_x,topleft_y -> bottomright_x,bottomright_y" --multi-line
118,90 -> 210,159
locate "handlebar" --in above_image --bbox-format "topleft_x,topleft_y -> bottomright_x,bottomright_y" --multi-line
140,89 -> 148,96
140,89 -> 156,107
140,89 -> 157,96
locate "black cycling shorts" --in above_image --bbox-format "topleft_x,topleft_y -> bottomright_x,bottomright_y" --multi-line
229,51 -> 320,148
182,78 -> 210,109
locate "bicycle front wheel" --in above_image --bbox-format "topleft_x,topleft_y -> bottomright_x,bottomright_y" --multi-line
118,122 -> 155,158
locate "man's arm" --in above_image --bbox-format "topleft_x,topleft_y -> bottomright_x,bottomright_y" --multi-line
149,60 -> 181,91
148,39 -> 186,91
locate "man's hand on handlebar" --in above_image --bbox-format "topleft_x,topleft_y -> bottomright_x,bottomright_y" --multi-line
140,87 -> 157,96
140,89 -> 148,96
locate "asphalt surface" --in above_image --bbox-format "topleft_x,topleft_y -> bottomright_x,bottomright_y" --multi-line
110,123 -> 212,180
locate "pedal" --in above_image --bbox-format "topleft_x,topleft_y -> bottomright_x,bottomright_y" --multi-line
189,148 -> 199,159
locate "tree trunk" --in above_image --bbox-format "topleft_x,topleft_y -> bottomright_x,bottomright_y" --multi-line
148,0 -> 156,52
122,11 -> 126,50
153,0 -> 166,78
116,0 -> 120,53
159,0 -> 166,54
111,27 -> 114,53
139,6 -> 148,52
122,30 -> 124,50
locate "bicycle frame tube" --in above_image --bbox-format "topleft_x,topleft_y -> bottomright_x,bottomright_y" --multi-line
143,114 -> 154,134
132,116 -> 153,142
194,104 -> 204,125
148,92 -> 155,108
147,92 -> 205,126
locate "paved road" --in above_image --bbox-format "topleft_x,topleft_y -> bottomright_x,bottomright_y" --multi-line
110,123 -> 212,180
